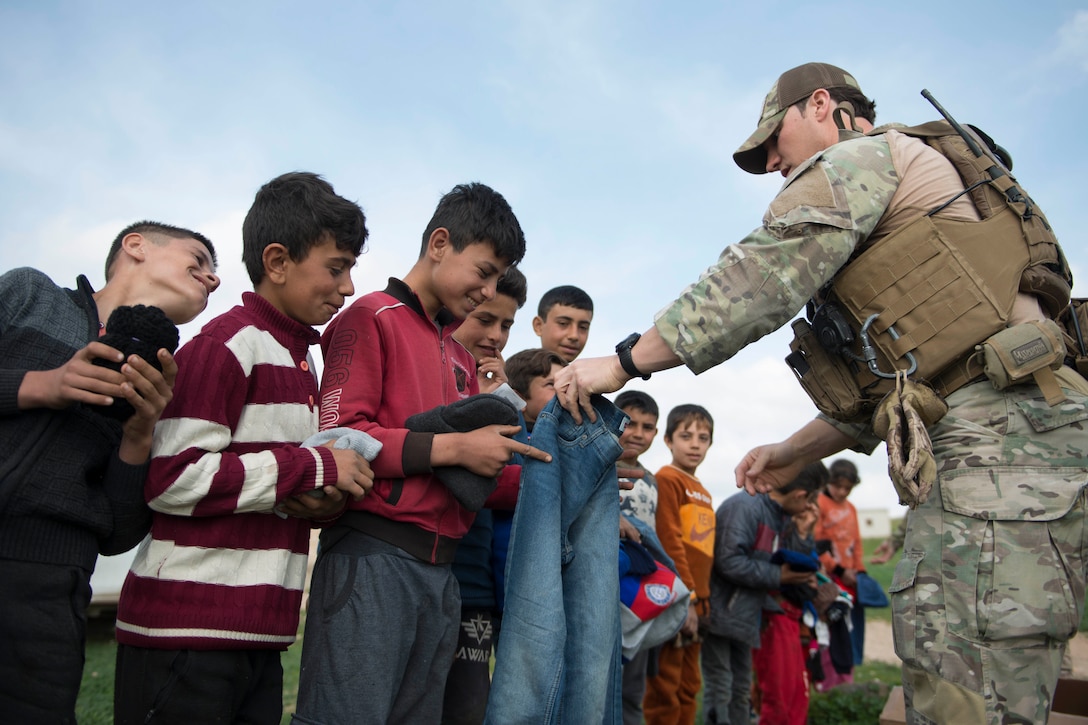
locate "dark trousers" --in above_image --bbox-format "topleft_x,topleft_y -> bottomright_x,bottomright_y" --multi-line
442,607 -> 495,725
0,559 -> 91,724
114,645 -> 283,724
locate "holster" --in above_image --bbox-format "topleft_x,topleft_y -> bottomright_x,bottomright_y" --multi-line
785,318 -> 871,423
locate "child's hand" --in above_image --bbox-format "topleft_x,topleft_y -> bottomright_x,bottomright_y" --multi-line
327,446 -> 374,500
681,603 -> 699,638
439,425 -> 551,477
780,564 -> 817,587
280,487 -> 348,519
791,502 -> 819,537
617,465 -> 644,491
619,515 -> 641,543
869,540 -> 896,565
117,348 -> 178,462
19,341 -> 133,409
475,355 -> 507,393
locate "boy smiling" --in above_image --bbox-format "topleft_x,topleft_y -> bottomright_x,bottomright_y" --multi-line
113,172 -> 373,723
296,182 -> 549,724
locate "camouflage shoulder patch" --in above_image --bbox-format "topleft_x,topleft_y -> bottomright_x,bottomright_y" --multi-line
764,136 -> 900,241
769,166 -> 837,219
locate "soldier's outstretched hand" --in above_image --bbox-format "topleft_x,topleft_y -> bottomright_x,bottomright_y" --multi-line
734,442 -> 807,496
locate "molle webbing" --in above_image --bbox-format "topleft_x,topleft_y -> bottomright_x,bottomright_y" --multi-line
822,122 -> 1070,412
833,207 -> 1029,400
899,121 -> 1070,318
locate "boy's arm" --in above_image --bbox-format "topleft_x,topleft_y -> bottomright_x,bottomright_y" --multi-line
320,306 -> 422,478
655,470 -> 694,588
848,503 -> 866,572
320,309 -> 547,478
147,335 -> 339,516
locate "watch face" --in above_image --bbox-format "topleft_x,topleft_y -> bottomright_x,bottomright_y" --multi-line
617,333 -> 640,352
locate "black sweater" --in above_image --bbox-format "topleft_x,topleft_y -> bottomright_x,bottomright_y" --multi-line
0,268 -> 150,573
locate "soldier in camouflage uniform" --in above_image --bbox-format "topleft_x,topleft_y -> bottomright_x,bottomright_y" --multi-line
555,62 -> 1088,724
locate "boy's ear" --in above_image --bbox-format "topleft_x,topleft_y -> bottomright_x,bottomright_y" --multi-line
262,243 -> 291,284
531,315 -> 545,336
425,227 -> 451,262
120,232 -> 149,265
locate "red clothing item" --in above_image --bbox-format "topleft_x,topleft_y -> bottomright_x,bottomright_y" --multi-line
654,465 -> 714,601
814,493 -> 864,575
319,278 -> 479,561
752,609 -> 809,725
116,293 -> 337,650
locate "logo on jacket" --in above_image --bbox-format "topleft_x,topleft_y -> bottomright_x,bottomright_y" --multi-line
689,525 -> 713,543
462,612 -> 493,645
644,582 -> 675,607
455,365 -> 468,393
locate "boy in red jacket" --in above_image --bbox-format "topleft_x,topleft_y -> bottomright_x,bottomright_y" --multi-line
295,183 -> 550,724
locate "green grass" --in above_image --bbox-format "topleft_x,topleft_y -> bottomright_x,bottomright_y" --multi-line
860,531 -> 899,624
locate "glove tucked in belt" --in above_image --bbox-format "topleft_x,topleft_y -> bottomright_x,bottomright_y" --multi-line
872,372 -> 948,508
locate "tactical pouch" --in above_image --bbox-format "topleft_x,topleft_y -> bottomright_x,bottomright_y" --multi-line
978,320 -> 1066,405
785,318 -> 868,421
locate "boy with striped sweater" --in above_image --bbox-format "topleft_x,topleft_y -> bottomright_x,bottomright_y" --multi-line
113,172 -> 374,723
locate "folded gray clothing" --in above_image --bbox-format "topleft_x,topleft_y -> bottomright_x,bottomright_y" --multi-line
405,393 -> 520,512
298,428 -> 383,501
304,427 -> 383,460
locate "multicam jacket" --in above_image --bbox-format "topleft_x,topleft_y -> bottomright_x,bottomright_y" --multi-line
653,129 -> 975,379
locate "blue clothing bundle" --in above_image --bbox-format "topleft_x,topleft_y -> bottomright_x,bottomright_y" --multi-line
617,534 -> 689,663
485,397 -> 627,725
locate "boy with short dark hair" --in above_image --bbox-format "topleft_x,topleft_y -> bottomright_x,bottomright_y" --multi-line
532,284 -> 593,363
647,404 -> 716,725
295,182 -> 547,724
0,219 -> 218,721
506,347 -> 567,430
443,267 -> 528,725
703,462 -> 823,725
113,172 -> 373,723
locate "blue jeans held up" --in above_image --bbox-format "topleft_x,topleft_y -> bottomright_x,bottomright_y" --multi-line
485,396 -> 627,725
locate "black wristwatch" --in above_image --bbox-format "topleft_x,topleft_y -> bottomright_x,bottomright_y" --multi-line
615,333 -> 651,380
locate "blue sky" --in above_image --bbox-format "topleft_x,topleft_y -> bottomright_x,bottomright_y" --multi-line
2,1 -> 1086,516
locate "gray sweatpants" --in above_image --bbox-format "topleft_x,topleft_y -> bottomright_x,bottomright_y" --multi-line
292,531 -> 460,725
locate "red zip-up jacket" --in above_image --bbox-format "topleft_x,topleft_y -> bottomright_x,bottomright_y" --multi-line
319,278 -> 479,563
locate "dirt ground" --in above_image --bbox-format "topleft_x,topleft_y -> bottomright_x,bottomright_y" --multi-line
865,619 -> 1088,679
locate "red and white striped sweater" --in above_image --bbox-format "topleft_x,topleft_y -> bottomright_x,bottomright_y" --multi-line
115,292 -> 337,650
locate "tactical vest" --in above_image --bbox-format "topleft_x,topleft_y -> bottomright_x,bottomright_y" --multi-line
787,120 -> 1072,423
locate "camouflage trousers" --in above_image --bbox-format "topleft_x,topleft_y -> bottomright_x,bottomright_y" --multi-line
890,372 -> 1088,725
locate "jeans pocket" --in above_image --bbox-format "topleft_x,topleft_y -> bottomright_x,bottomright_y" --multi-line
941,467 -> 1087,645
889,551 -> 923,665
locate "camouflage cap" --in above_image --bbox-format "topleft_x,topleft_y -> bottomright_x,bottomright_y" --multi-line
733,62 -> 862,175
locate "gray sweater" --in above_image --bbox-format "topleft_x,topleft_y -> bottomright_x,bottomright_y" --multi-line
0,268 -> 150,572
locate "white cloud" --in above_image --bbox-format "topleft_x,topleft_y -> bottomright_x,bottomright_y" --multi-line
1051,10 -> 1088,73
